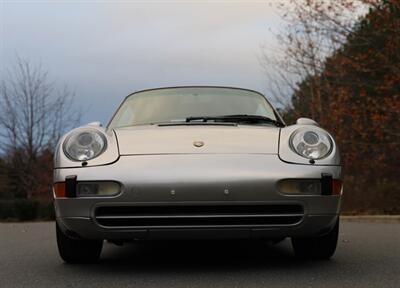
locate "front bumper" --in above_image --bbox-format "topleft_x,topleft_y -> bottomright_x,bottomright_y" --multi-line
54,154 -> 341,240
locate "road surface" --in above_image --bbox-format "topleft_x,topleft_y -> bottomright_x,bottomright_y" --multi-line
0,220 -> 399,288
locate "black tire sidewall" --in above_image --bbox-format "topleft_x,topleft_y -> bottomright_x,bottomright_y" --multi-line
56,222 -> 103,264
292,218 -> 339,260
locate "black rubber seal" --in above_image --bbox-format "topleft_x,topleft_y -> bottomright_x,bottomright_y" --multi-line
65,175 -> 77,198
321,173 -> 333,195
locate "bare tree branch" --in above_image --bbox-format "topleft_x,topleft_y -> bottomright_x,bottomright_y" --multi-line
0,57 -> 81,198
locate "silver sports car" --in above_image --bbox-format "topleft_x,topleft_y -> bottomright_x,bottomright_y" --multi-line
53,86 -> 342,263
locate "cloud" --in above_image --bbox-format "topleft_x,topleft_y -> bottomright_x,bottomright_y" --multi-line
1,1 -> 284,124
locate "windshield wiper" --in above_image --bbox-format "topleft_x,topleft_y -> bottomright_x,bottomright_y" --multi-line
186,114 -> 284,127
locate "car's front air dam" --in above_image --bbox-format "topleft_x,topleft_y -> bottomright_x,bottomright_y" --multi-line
57,214 -> 338,240
54,154 -> 341,239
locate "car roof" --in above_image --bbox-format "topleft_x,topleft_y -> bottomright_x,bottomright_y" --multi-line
124,86 -> 267,100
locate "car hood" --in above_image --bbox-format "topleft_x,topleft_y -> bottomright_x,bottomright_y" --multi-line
114,125 -> 280,155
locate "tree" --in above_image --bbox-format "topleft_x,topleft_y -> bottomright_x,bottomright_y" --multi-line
0,57 -> 80,199
263,0 -> 400,213
261,0 -> 371,115
0,157 -> 9,198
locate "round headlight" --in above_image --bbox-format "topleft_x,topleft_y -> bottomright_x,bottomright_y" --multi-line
290,128 -> 332,160
63,129 -> 107,161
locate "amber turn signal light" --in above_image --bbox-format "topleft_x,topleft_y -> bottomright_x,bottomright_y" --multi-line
54,182 -> 66,198
332,179 -> 343,196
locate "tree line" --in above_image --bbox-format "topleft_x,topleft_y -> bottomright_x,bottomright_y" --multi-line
263,0 -> 399,213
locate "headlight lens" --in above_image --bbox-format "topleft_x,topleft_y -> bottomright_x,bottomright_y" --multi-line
63,129 -> 107,161
290,129 -> 332,159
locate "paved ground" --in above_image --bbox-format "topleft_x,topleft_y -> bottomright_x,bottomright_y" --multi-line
0,220 -> 399,288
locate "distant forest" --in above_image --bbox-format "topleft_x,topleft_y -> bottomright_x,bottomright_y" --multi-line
271,0 -> 399,213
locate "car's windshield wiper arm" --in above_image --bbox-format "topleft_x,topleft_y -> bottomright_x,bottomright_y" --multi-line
186,114 -> 284,127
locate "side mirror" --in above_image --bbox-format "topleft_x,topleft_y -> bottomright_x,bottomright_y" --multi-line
87,121 -> 102,127
296,118 -> 318,126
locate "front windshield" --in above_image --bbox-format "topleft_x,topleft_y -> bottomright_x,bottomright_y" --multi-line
108,87 -> 278,129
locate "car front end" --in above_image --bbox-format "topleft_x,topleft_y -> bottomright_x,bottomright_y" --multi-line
53,87 -> 342,263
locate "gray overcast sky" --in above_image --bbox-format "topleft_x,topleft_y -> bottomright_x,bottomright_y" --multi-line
1,0 -> 284,125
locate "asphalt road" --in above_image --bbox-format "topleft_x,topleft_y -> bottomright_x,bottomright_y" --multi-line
0,220 -> 399,288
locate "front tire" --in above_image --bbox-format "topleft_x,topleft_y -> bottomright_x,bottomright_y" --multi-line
56,222 -> 103,264
291,218 -> 339,260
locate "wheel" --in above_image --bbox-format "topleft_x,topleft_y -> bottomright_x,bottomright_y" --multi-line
291,218 -> 339,260
56,222 -> 103,264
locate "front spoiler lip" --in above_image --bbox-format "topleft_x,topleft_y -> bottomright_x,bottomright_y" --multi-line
57,214 -> 339,240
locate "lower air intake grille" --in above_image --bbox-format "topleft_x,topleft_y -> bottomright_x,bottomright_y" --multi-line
94,204 -> 304,228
